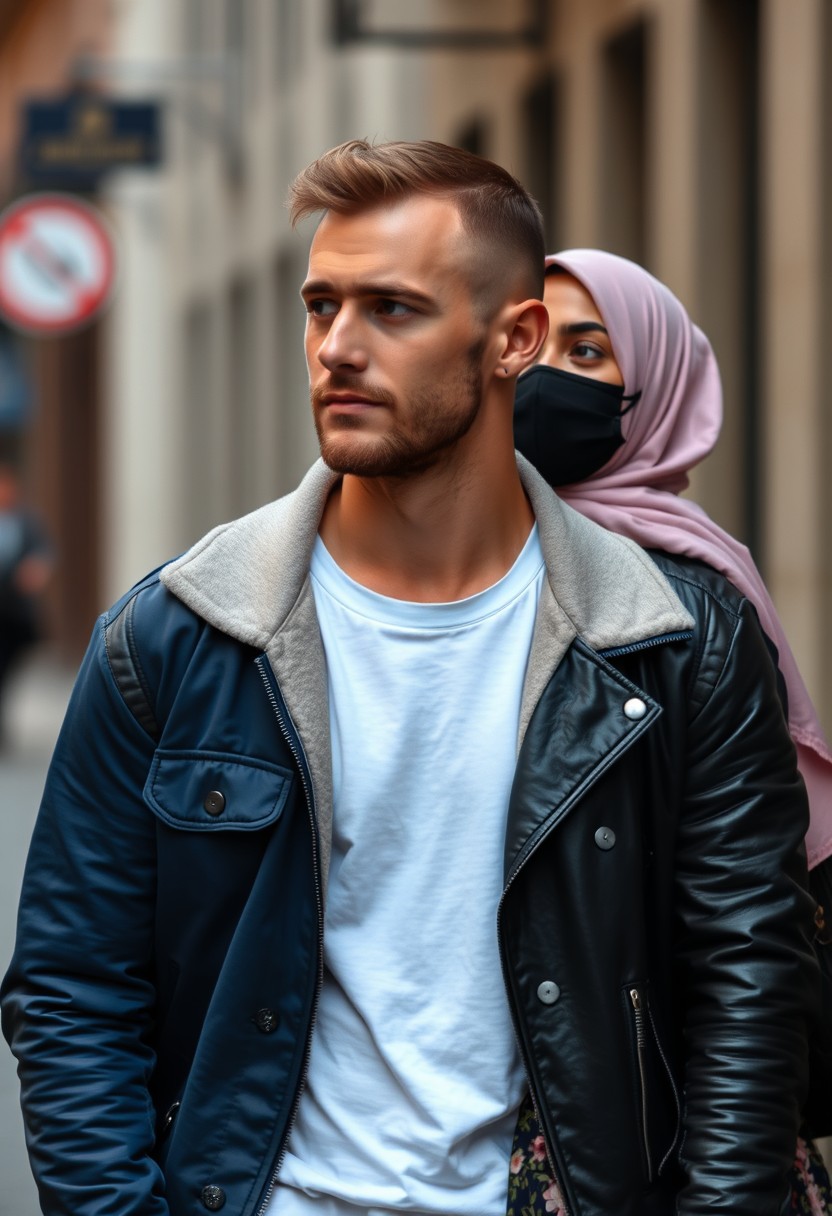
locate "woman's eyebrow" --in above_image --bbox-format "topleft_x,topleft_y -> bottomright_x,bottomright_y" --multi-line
558,321 -> 610,337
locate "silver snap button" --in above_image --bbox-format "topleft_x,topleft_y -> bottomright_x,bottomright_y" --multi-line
537,980 -> 561,1005
623,697 -> 647,721
594,826 -> 616,850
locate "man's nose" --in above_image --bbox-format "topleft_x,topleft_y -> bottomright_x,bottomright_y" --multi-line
316,307 -> 369,373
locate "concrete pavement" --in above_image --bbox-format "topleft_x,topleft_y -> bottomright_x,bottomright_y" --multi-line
0,650 -> 74,1216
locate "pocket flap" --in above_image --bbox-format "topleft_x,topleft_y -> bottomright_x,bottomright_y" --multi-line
144,750 -> 293,831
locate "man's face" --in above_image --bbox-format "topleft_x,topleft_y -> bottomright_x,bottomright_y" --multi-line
302,195 -> 489,478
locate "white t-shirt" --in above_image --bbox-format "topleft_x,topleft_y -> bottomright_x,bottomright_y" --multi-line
269,526 -> 546,1216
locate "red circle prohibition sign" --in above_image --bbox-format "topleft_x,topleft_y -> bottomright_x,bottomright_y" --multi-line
0,193 -> 117,335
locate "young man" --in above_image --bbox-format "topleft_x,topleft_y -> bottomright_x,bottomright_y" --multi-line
2,141 -> 818,1216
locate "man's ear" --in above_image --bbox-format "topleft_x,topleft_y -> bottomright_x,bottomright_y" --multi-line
492,299 -> 550,380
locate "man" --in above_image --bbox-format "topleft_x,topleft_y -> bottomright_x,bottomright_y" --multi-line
1,140 -> 818,1216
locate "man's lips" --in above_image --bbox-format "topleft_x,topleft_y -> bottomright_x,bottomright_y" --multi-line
320,394 -> 385,408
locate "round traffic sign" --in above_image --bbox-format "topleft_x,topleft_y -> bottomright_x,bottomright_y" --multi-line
0,193 -> 116,335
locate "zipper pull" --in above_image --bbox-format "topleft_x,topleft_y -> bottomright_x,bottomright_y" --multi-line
630,988 -> 641,1010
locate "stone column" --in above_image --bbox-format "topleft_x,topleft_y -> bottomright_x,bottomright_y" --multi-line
759,0 -> 826,717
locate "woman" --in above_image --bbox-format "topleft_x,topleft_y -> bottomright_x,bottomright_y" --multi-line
512,248 -> 832,1213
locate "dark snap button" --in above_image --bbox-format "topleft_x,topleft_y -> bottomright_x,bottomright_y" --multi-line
594,826 -> 616,851
201,1185 -> 226,1211
203,790 -> 226,817
254,1007 -> 279,1034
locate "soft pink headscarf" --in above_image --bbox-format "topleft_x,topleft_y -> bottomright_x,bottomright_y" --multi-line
547,248 -> 832,867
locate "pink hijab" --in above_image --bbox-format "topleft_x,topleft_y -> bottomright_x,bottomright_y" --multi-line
547,248 -> 832,867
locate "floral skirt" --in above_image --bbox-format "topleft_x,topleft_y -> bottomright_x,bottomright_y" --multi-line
507,1094 -> 832,1215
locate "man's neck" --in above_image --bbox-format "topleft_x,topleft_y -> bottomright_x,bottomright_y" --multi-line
318,448 -> 534,603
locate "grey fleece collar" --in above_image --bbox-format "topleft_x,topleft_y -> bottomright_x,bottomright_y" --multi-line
162,459 -> 338,650
161,454 -> 693,652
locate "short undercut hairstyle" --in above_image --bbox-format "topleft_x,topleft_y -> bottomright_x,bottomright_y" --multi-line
288,139 -> 546,314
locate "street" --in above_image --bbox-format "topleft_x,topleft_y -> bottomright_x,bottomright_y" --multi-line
0,653 -> 73,1216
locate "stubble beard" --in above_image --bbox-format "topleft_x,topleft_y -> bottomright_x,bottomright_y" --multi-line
312,341 -> 485,479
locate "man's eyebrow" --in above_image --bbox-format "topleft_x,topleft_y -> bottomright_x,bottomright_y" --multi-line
558,321 -> 609,337
300,279 -> 436,306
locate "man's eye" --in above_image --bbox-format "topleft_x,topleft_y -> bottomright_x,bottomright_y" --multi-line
377,299 -> 412,318
307,299 -> 337,317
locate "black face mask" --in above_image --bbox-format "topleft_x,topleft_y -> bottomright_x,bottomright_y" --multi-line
513,365 -> 641,487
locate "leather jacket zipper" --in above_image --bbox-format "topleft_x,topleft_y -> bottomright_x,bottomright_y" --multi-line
629,987 -> 653,1183
601,631 -> 692,660
254,656 -> 324,1216
648,1000 -> 682,1174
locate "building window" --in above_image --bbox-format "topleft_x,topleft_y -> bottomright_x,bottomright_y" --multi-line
454,118 -> 488,158
184,0 -> 210,54
226,0 -> 256,105
184,303 -> 219,537
275,0 -> 303,91
523,72 -> 560,250
600,21 -> 648,266
699,0 -> 761,556
228,277 -> 258,515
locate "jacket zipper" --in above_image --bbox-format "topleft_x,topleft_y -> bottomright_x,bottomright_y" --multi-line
254,656 -> 324,1216
629,988 -> 653,1183
600,630 -> 692,660
648,1003 -> 681,1174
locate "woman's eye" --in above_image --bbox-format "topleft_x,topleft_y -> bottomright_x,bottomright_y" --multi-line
571,341 -> 605,360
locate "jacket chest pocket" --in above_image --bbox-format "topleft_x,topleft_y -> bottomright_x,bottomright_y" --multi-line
143,749 -> 294,831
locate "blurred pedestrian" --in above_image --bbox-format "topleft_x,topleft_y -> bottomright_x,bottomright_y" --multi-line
0,461 -> 51,740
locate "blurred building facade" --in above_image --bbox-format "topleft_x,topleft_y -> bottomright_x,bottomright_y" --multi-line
0,0 -> 829,733
0,0 -> 112,655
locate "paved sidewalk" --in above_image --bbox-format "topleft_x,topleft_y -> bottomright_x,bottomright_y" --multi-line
2,647 -> 75,759
0,650 -> 74,1216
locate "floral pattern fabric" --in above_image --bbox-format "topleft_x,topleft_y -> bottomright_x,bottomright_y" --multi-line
507,1095 -> 565,1216
507,1093 -> 832,1216
792,1137 -> 832,1215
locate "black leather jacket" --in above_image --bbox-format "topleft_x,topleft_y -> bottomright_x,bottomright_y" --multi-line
502,550 -> 817,1214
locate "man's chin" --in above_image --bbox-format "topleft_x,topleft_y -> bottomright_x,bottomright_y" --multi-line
320,452 -> 410,479
319,437 -> 429,479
